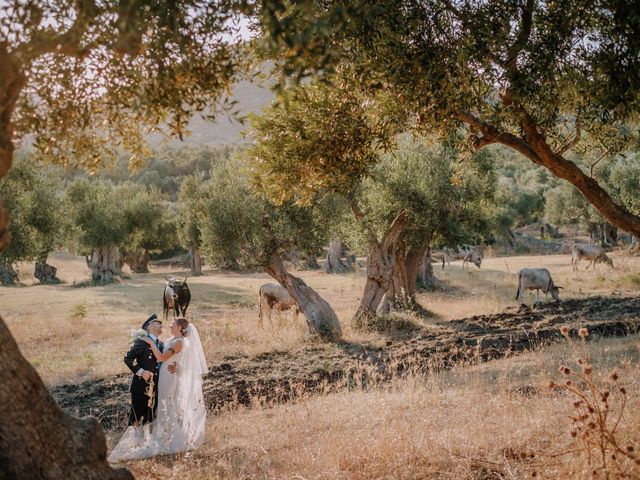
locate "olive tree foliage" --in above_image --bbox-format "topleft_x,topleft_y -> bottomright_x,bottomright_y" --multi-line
257,0 -> 640,236
118,182 -> 176,273
0,153 -> 63,284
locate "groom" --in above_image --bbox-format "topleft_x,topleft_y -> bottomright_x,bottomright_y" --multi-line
124,314 -> 164,426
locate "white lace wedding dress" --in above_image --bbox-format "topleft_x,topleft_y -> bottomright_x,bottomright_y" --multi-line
108,325 -> 208,462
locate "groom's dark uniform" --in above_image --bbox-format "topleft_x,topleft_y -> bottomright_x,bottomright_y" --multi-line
124,314 -> 164,426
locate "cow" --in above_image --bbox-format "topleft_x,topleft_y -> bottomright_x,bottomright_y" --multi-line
515,268 -> 562,304
258,283 -> 299,327
443,245 -> 483,269
571,243 -> 614,271
163,276 -> 191,321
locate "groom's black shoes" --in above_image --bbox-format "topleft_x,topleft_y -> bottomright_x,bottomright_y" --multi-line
124,338 -> 164,426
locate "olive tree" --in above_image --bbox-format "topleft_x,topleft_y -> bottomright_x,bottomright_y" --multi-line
0,154 -> 63,284
119,183 -> 176,273
184,156 -> 342,338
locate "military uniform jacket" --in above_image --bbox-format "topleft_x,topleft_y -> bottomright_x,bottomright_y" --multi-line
124,338 -> 164,394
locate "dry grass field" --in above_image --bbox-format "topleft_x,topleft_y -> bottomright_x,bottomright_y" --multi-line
2,249 -> 640,478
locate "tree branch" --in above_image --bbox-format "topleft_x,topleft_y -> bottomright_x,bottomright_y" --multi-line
505,0 -> 534,68
16,0 -> 100,60
381,211 -> 407,253
456,110 -> 540,161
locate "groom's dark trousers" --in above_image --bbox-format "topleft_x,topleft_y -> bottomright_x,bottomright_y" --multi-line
124,338 -> 164,426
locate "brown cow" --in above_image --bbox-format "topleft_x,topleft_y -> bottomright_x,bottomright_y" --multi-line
258,283 -> 299,326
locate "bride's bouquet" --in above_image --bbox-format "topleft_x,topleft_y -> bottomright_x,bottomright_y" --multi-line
130,328 -> 147,343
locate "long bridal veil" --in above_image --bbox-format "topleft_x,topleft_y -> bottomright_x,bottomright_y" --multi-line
108,324 -> 209,462
172,324 -> 208,450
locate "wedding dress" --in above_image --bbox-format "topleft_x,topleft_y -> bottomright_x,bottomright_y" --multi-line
108,325 -> 208,462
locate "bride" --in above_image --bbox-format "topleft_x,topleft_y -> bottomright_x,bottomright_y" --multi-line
109,317 -> 208,462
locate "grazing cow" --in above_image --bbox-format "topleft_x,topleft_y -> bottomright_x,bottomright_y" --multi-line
571,243 -> 614,271
443,245 -> 483,269
163,276 -> 191,321
516,268 -> 562,304
258,283 -> 299,326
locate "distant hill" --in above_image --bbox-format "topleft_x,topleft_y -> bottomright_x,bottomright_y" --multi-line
149,76 -> 275,148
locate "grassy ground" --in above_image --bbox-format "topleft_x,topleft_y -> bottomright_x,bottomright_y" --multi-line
2,250 -> 639,385
3,250 -> 640,478
122,336 -> 640,479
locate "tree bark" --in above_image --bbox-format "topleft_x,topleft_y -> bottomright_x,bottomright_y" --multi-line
123,249 -> 150,273
323,238 -> 349,274
417,246 -> 436,290
265,252 -> 342,340
88,245 -> 123,284
0,316 -> 132,480
380,242 -> 430,315
190,248 -> 203,276
353,212 -> 407,329
34,256 -> 60,284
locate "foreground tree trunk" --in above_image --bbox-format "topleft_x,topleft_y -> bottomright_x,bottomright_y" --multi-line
0,316 -> 132,479
323,238 -> 349,273
189,248 -> 203,276
123,249 -> 150,273
34,256 -> 60,284
87,245 -> 122,284
265,253 -> 342,340
353,212 -> 407,329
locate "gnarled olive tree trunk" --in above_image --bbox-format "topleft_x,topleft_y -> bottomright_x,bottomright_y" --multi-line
86,245 -> 123,284
353,212 -> 407,329
189,248 -> 203,276
265,252 -> 342,340
323,238 -> 350,273
379,242 -> 431,315
123,249 -> 150,273
416,246 -> 436,290
0,317 -> 132,480
34,255 -> 60,284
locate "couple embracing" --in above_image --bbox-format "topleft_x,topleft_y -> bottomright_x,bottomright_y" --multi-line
108,314 -> 208,462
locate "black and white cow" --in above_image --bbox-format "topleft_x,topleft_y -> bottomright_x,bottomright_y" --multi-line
163,276 -> 191,321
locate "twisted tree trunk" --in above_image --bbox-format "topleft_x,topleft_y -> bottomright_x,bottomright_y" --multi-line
417,246 -> 436,290
353,212 -> 407,329
379,242 -> 430,315
323,238 -> 349,273
123,249 -> 150,273
34,255 -> 60,284
265,252 -> 342,340
87,245 -> 123,284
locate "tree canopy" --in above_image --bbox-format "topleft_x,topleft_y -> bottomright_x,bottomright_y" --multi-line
257,0 -> 640,235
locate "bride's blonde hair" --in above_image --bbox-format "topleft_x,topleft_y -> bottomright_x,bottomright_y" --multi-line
175,317 -> 189,336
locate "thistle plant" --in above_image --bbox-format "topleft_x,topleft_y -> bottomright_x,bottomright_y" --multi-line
549,326 -> 639,478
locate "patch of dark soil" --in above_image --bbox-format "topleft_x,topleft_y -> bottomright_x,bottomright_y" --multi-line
50,295 -> 640,432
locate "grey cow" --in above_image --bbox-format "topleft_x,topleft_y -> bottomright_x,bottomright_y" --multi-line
571,243 -> 614,271
515,268 -> 562,304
